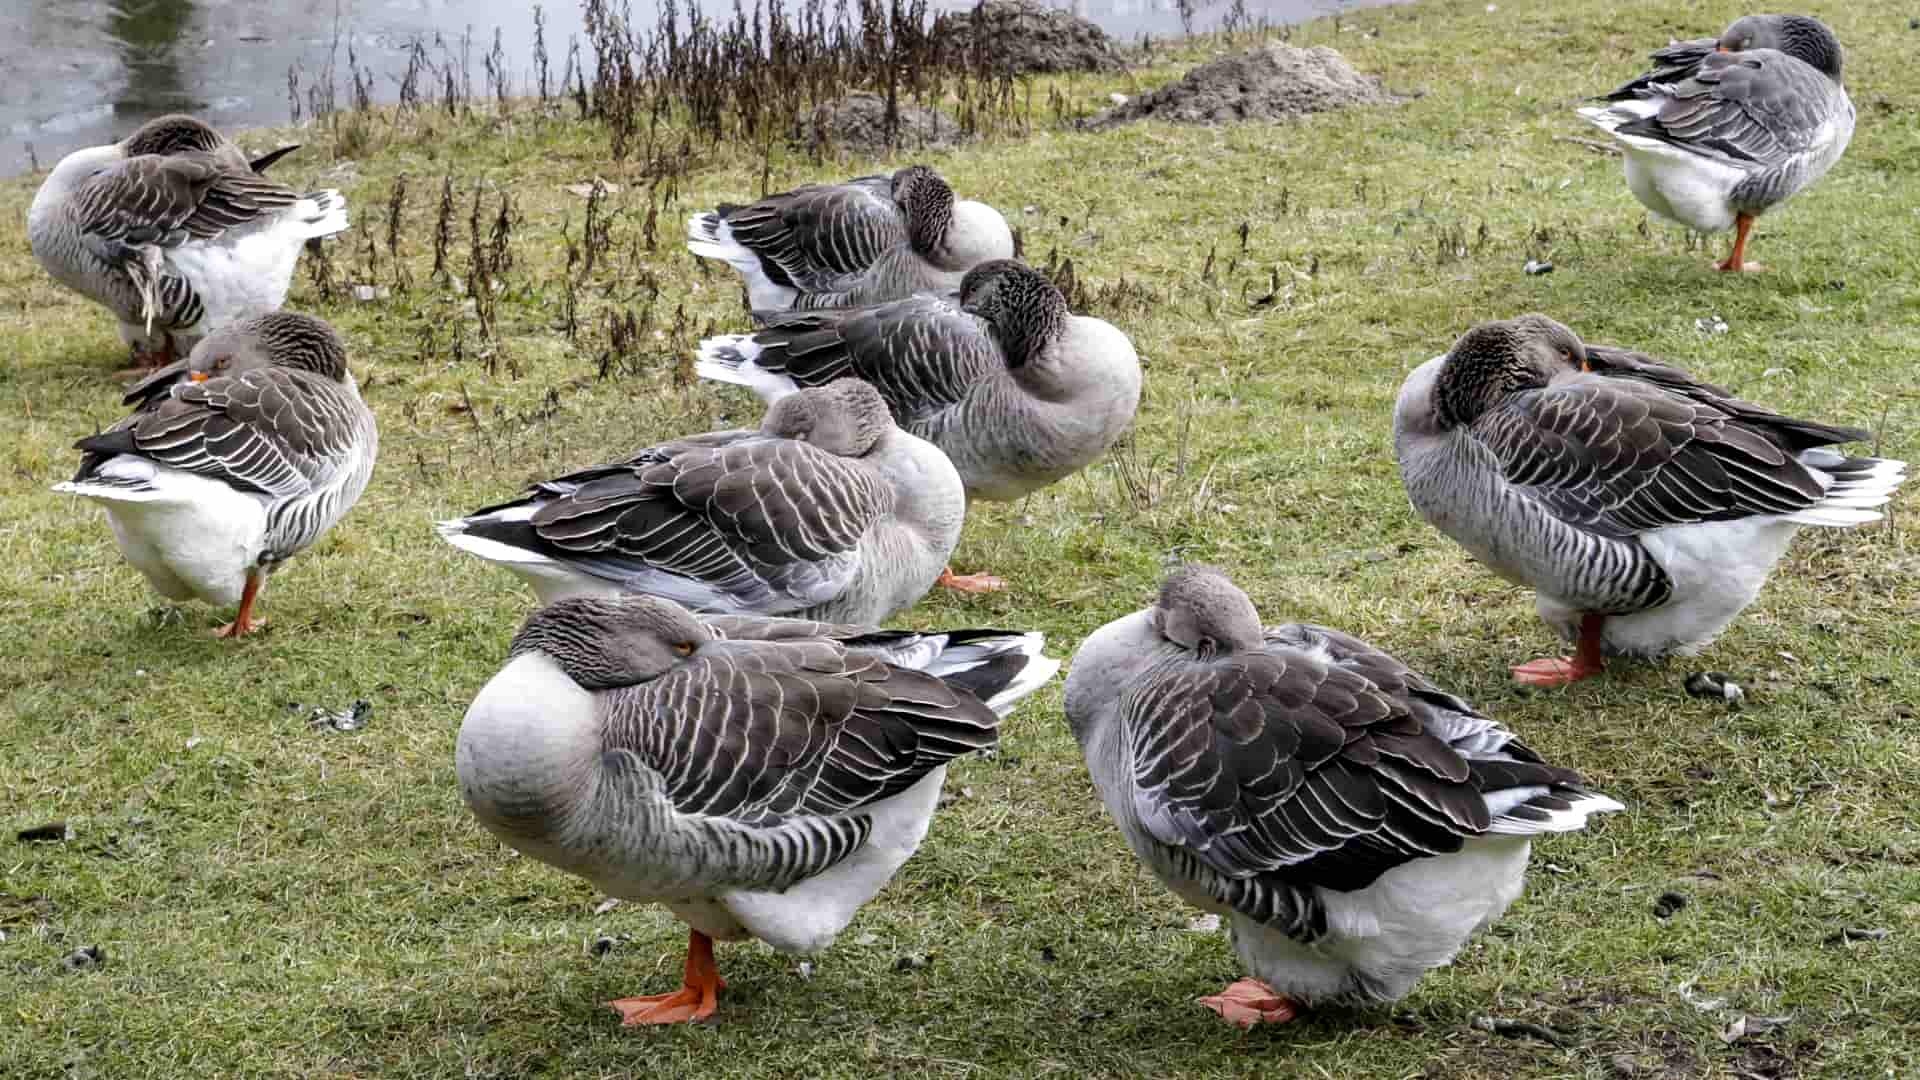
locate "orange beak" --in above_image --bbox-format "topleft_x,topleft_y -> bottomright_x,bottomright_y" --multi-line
189,372 -> 210,383
1580,360 -> 1593,373
1715,45 -> 1729,53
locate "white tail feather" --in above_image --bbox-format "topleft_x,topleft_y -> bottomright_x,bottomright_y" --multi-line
295,190 -> 350,239
1792,453 -> 1907,527
694,334 -> 799,402
435,515 -> 554,566
1485,789 -> 1625,836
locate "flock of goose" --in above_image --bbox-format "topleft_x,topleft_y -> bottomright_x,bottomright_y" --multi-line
24,12 -> 1906,1032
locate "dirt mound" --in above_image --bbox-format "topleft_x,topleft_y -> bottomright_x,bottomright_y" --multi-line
1087,43 -> 1397,128
793,92 -> 965,157
931,0 -> 1126,74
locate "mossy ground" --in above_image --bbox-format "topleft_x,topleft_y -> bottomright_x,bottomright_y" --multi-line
2,1 -> 1916,1076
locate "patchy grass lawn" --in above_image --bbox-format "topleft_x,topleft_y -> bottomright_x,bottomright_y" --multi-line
3,1 -> 1917,1076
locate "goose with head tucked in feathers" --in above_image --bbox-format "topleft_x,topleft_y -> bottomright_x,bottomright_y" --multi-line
1394,314 -> 1906,686
1577,14 -> 1852,272
437,379 -> 965,624
1063,565 -> 1621,1027
696,259 -> 1142,592
457,594 -> 1058,1024
685,166 -> 1013,310
52,312 -> 378,637
27,114 -> 348,368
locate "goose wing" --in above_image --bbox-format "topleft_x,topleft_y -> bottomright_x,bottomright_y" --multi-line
1610,49 -> 1839,168
1468,359 -> 1858,537
1598,35 -> 1716,100
720,177 -> 905,294
72,368 -> 362,497
743,295 -> 994,422
497,434 -> 892,613
609,636 -> 998,824
70,151 -> 300,258
1122,627 -> 1575,896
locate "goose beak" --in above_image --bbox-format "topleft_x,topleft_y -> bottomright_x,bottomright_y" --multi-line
1715,45 -> 1730,53
188,372 -> 210,383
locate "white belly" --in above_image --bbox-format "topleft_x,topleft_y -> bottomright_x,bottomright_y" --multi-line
85,466 -> 268,607
168,225 -> 303,331
1536,518 -> 1798,657
1621,146 -> 1742,233
1231,836 -> 1531,1004
681,767 -> 948,955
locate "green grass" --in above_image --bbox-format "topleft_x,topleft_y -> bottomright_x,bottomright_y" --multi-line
3,1 -> 1918,1076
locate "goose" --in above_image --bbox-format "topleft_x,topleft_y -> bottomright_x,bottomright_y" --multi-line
437,379 -> 965,624
1577,14 -> 1852,272
52,312 -> 378,637
28,114 -> 348,368
457,594 -> 1058,1024
1394,315 -> 1906,686
696,260 -> 1142,592
686,165 -> 1013,310
1064,565 -> 1621,1027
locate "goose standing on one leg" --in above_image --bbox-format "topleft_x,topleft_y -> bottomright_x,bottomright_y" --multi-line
457,594 -> 1058,1024
437,380 -> 965,623
696,260 -> 1142,592
1064,565 -> 1622,1027
1577,14 -> 1852,273
52,312 -> 378,636
27,114 -> 348,369
1394,315 -> 1905,686
686,166 -> 1012,310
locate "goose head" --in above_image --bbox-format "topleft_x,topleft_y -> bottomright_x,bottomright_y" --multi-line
761,378 -> 892,457
188,312 -> 350,383
1717,15 -> 1843,82
1431,314 -> 1586,429
1152,564 -> 1264,661
509,595 -> 713,690
119,114 -> 228,157
891,165 -> 957,258
959,259 -> 1068,373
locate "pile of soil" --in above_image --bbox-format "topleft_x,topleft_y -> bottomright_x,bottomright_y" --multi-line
1087,42 -> 1398,128
931,0 -> 1126,74
793,92 -> 965,156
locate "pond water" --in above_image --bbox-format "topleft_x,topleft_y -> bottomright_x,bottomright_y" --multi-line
4,0 -> 1392,177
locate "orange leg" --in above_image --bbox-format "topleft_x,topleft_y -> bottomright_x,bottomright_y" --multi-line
936,566 -> 1007,593
1715,214 -> 1765,272
1511,613 -> 1607,688
214,571 -> 268,638
1198,978 -> 1301,1028
608,930 -> 726,1026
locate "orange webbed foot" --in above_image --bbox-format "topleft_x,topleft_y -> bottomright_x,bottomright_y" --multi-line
1509,656 -> 1602,688
608,981 -> 722,1026
1198,978 -> 1300,1028
936,567 -> 1007,593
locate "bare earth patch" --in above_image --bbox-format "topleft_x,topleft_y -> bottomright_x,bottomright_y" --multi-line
1088,42 -> 1400,128
793,92 -> 965,157
931,0 -> 1126,74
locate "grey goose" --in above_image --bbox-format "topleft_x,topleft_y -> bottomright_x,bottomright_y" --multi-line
1394,315 -> 1905,686
437,380 -> 965,624
696,259 -> 1142,591
685,165 -> 1013,310
1064,565 -> 1621,1026
28,114 -> 348,368
52,312 -> 378,636
457,594 -> 1058,1023
1577,14 -> 1852,272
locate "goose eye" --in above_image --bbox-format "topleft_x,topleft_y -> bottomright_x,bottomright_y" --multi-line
672,642 -> 694,657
